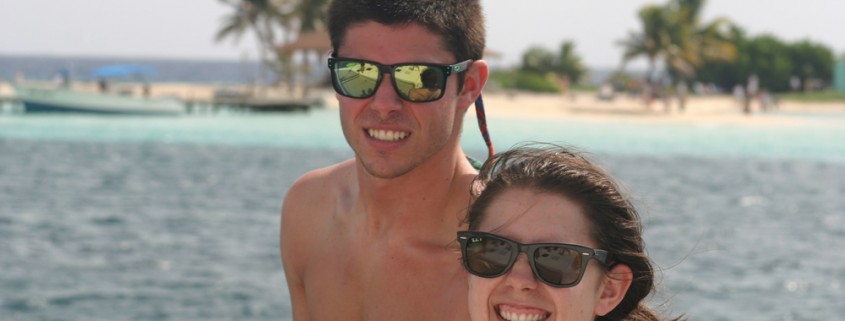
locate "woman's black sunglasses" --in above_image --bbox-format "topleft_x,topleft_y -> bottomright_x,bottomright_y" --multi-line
458,231 -> 609,288
327,57 -> 471,103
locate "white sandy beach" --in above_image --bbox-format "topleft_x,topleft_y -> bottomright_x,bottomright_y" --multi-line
3,81 -> 844,127
474,91 -> 845,127
312,86 -> 845,127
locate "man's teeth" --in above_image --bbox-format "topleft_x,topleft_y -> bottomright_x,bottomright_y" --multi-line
499,310 -> 547,321
368,129 -> 408,141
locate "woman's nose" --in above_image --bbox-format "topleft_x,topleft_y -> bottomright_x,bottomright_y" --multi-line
504,254 -> 539,291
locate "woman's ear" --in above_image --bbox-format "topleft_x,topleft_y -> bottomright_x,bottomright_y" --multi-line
594,264 -> 633,316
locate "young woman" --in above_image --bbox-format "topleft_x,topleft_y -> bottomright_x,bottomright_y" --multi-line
459,145 -> 676,321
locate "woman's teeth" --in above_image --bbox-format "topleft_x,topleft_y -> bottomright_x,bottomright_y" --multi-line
497,305 -> 549,321
499,310 -> 547,321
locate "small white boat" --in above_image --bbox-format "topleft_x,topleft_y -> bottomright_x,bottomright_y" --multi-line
13,86 -> 184,115
13,64 -> 184,115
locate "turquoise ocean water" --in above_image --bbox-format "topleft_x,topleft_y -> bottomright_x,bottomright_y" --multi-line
1,107 -> 844,321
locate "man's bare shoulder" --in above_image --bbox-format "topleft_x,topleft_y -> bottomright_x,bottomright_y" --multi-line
282,159 -> 356,218
281,159 -> 355,267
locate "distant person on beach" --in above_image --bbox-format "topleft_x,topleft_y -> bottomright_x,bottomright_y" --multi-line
54,69 -> 70,88
14,70 -> 25,84
98,78 -> 109,93
142,81 -> 151,97
733,84 -> 747,114
744,74 -> 759,114
280,0 -> 488,321
460,145 -> 681,321
676,81 -> 688,113
790,76 -> 801,92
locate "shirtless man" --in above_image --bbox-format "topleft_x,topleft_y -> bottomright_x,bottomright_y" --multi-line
280,1 -> 488,320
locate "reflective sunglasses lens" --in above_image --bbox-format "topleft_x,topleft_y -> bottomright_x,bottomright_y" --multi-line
533,245 -> 583,286
334,60 -> 379,98
394,65 -> 445,102
465,236 -> 513,277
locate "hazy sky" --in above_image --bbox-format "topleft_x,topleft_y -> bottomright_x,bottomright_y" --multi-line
1,0 -> 843,69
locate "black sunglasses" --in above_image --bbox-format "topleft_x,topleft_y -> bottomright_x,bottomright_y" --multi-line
458,231 -> 609,288
327,57 -> 471,103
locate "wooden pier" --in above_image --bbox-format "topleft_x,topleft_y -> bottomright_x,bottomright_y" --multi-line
183,96 -> 319,113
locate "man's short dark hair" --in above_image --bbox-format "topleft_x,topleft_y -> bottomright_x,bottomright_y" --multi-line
327,0 -> 486,63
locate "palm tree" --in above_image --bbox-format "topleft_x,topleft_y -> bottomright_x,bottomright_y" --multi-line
296,0 -> 328,32
620,0 -> 736,81
619,5 -> 670,83
217,0 -> 295,87
216,0 -> 329,91
666,0 -> 736,79
521,47 -> 556,74
555,41 -> 586,84
290,0 -> 329,96
620,0 -> 736,111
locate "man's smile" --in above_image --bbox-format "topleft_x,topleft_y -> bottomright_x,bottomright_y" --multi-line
367,128 -> 410,142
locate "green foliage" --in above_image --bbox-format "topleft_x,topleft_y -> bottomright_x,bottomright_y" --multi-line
521,47 -> 556,74
553,41 -> 587,84
747,35 -> 793,92
789,40 -> 834,84
491,70 -> 561,93
520,41 -> 586,84
297,0 -> 329,32
619,5 -> 666,66
620,0 -> 737,80
696,33 -> 835,93
514,72 -> 560,93
623,0 -> 836,93
489,70 -> 515,89
216,0 -> 330,84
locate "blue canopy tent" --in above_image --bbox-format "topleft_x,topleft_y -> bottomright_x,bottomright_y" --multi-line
89,65 -> 157,94
90,65 -> 157,78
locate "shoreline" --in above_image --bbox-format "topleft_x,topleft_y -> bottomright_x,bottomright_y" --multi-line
2,81 -> 844,127
474,91 -> 845,127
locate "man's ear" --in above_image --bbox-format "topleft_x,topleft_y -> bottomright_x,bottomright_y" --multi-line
594,264 -> 633,316
458,59 -> 489,111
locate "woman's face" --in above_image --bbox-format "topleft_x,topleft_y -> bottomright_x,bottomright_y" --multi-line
467,187 -> 619,321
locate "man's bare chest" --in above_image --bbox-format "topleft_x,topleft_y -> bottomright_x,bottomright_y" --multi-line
302,236 -> 469,321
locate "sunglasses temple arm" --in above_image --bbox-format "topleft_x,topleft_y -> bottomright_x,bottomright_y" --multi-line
593,250 -> 610,264
474,94 -> 495,159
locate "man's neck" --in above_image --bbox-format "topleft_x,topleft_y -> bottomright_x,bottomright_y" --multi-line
354,147 -> 476,234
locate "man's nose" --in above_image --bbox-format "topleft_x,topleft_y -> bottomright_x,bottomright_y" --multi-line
369,73 -> 403,117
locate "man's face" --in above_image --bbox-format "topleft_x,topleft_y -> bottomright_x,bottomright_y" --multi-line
336,21 -> 468,179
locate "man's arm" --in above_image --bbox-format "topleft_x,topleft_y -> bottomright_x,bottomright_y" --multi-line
281,175 -> 318,321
